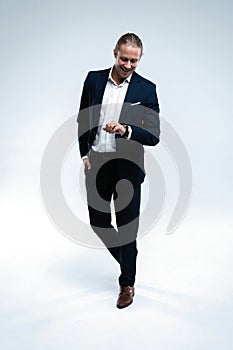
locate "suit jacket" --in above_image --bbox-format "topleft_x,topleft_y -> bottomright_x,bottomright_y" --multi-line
77,68 -> 160,185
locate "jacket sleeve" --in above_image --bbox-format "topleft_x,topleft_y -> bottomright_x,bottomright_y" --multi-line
77,73 -> 91,158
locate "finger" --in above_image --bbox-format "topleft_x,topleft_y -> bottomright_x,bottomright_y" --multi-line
86,160 -> 91,169
112,124 -> 119,131
104,126 -> 112,133
103,124 -> 110,131
84,159 -> 91,170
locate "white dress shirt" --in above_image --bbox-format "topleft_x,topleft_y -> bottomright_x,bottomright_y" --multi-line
91,67 -> 132,153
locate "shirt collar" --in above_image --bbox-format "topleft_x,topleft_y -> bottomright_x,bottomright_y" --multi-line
108,66 -> 132,86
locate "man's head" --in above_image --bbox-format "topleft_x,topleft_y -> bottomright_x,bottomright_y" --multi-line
113,33 -> 143,83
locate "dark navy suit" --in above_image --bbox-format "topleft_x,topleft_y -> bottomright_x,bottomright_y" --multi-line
77,68 -> 160,286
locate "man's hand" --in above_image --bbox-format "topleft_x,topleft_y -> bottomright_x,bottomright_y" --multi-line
103,121 -> 126,135
83,157 -> 91,170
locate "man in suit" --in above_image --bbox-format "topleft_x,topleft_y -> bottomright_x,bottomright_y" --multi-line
77,33 -> 160,308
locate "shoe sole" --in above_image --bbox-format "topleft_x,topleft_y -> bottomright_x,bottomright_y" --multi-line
116,299 -> 133,309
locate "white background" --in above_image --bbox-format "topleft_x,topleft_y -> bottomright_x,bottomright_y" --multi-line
1,0 -> 233,349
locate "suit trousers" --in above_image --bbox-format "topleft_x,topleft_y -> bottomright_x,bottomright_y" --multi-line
85,150 -> 141,287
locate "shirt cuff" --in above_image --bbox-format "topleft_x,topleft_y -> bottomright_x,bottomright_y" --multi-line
127,126 -> 132,140
82,155 -> 89,160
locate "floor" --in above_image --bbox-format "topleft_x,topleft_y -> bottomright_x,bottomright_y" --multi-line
1,189 -> 233,350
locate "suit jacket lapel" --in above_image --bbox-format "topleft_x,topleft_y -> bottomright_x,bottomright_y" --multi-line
94,68 -> 110,105
119,71 -> 141,123
91,68 -> 110,128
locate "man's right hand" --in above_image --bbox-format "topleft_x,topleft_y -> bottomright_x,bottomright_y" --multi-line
83,157 -> 91,170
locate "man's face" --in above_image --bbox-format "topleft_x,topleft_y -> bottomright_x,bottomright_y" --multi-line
113,44 -> 141,81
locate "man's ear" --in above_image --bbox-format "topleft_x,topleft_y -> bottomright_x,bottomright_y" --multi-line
113,49 -> 117,58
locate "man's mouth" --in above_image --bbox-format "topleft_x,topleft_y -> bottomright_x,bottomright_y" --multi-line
121,67 -> 132,73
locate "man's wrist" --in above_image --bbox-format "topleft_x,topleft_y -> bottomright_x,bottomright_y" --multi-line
122,125 -> 129,138
82,155 -> 89,160
122,125 -> 132,139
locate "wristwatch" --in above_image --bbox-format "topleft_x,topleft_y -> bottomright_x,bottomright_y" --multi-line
122,125 -> 129,139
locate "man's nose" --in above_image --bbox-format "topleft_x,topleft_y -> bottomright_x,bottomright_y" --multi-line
124,60 -> 131,69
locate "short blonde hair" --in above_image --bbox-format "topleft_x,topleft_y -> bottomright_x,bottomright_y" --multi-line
114,33 -> 143,57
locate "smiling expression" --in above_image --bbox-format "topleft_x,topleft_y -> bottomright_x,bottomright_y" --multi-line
112,44 -> 142,85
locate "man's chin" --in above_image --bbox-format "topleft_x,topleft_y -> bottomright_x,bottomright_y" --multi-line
120,70 -> 133,78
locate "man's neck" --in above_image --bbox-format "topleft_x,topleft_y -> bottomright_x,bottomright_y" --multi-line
111,67 -> 125,85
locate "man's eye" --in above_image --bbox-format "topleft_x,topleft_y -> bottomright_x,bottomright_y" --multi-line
120,57 -> 138,64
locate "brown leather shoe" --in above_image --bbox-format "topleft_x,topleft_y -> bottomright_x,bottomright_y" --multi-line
116,286 -> 135,309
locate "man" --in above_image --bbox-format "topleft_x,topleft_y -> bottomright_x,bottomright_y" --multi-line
77,33 -> 160,309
